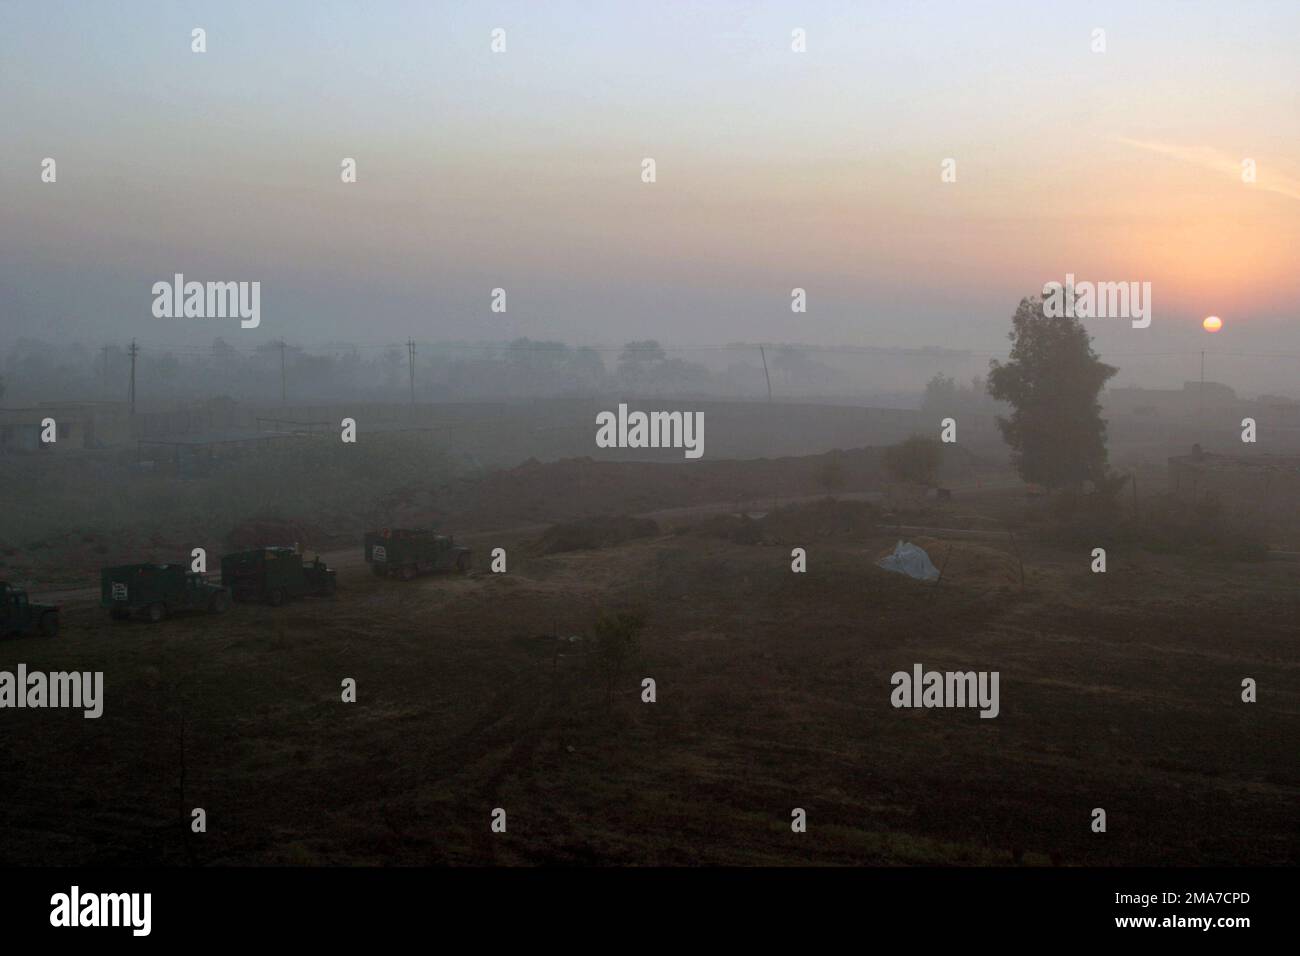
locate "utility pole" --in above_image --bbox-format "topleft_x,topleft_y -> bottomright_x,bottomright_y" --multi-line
1199,349 -> 1205,430
127,339 -> 139,415
101,345 -> 109,398
407,338 -> 416,407
759,345 -> 773,403
279,339 -> 287,404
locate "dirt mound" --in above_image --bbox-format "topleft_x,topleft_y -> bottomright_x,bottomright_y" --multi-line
759,498 -> 878,542
688,513 -> 766,544
356,443 -> 986,535
425,448 -> 895,531
533,515 -> 660,554
689,498 -> 879,544
224,516 -> 324,552
878,535 -> 1022,588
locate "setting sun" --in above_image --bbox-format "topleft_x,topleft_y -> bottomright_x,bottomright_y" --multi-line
1202,315 -> 1223,333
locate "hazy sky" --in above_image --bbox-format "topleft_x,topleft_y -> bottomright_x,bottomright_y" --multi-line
3,0 -> 1298,363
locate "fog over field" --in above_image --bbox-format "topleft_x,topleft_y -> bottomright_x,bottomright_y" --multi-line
0,0 -> 1296,937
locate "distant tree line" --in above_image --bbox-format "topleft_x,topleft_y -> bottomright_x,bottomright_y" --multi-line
922,373 -> 1006,417
0,338 -> 764,405
0,337 -> 871,405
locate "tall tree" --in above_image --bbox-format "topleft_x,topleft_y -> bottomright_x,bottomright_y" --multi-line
618,340 -> 666,371
987,295 -> 1117,490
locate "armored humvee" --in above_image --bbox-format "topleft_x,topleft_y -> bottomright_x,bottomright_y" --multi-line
220,547 -> 336,605
101,564 -> 231,622
363,528 -> 471,579
0,581 -> 59,637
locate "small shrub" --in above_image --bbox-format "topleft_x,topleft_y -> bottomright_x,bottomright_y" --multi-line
590,611 -> 645,710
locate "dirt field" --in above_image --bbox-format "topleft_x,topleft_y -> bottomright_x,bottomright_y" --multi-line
1,491 -> 1295,867
0,441 -> 996,588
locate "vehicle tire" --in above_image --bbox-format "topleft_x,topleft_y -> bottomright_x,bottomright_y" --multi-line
147,603 -> 166,624
39,612 -> 59,637
269,588 -> 285,607
209,591 -> 230,614
456,552 -> 471,574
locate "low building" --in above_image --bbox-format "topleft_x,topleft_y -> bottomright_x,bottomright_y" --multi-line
0,402 -> 130,453
1107,381 -> 1238,418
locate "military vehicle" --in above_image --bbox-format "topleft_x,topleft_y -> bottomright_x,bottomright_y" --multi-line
363,528 -> 471,579
0,581 -> 60,637
101,564 -> 231,622
220,547 -> 336,605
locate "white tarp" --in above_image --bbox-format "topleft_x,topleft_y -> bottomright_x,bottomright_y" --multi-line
877,540 -> 940,581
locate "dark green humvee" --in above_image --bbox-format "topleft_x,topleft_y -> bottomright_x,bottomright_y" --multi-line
101,563 -> 230,623
363,528 -> 471,579
220,547 -> 336,605
0,581 -> 59,637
